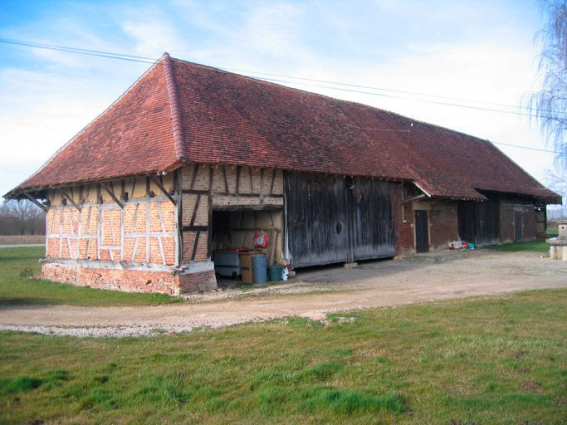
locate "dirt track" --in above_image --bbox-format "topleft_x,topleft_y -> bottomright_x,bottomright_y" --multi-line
1,251 -> 566,337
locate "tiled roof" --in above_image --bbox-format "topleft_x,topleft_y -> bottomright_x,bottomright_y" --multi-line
7,53 -> 561,204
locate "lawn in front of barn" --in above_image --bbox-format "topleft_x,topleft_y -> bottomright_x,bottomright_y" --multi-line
1,244 -> 566,424
1,288 -> 566,424
0,247 -> 180,306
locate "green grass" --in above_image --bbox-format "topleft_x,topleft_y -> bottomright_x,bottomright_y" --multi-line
0,247 -> 180,306
488,239 -> 551,253
488,229 -> 559,253
1,290 -> 567,424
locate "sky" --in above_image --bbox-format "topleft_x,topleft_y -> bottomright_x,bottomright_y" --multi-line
0,0 -> 562,202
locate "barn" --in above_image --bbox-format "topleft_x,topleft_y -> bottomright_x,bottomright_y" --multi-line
5,53 -> 561,294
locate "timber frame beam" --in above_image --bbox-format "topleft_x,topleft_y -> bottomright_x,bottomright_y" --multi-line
101,183 -> 124,209
22,192 -> 47,212
58,188 -> 81,211
150,175 -> 176,205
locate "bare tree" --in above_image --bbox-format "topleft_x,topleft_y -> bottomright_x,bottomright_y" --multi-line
546,166 -> 567,197
528,0 -> 567,168
545,166 -> 567,219
0,200 -> 45,235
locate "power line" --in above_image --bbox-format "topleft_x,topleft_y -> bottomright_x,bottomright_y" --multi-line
224,68 -> 539,113
256,76 -> 545,119
3,38 -> 552,115
491,141 -> 561,154
0,38 -> 563,155
0,38 -> 156,64
1,38 -> 560,118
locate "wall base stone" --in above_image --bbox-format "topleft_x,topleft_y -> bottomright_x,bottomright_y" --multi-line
41,262 -> 218,296
178,270 -> 218,293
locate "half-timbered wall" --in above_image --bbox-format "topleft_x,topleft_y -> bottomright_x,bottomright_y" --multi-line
180,163 -> 284,265
45,174 -> 177,266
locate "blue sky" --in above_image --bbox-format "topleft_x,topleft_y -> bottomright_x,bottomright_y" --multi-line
0,0 -> 558,199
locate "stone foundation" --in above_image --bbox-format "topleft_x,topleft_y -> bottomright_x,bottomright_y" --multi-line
178,270 -> 218,293
547,221 -> 567,261
548,242 -> 567,260
41,262 -> 218,295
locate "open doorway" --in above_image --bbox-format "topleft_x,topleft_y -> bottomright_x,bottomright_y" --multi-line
211,208 -> 284,285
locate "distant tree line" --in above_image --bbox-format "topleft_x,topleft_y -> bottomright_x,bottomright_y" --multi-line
0,200 -> 45,235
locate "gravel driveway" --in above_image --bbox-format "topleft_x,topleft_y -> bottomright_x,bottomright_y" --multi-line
1,250 -> 566,337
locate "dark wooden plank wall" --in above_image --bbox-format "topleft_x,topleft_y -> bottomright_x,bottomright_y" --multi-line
286,173 -> 396,268
457,200 -> 500,245
286,173 -> 349,267
351,177 -> 396,260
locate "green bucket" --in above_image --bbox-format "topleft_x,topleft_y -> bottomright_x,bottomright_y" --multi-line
268,265 -> 283,282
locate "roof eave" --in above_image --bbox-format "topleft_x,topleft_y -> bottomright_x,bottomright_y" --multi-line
4,161 -> 186,201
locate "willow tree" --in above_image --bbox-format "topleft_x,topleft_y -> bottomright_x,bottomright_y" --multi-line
530,0 -> 567,168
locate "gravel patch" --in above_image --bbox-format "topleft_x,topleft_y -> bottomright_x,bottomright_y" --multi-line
2,251 -> 566,338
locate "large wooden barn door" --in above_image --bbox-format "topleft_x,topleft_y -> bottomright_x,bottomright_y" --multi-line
458,201 -> 500,245
286,173 -> 396,268
286,173 -> 349,267
351,178 -> 397,260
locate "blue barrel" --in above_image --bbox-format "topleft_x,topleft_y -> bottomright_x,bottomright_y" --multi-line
252,255 -> 267,284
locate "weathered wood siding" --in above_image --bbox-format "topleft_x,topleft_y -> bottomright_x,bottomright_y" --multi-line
350,177 -> 396,260
286,173 -> 349,267
457,200 -> 500,245
286,173 -> 396,268
499,203 -> 537,243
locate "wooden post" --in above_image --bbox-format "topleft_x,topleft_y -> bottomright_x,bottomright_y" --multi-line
22,192 -> 47,212
58,188 -> 81,211
101,183 -> 124,209
150,175 -> 176,205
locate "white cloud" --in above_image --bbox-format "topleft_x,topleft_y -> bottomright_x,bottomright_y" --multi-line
120,8 -> 187,57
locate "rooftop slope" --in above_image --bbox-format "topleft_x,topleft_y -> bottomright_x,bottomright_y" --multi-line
7,54 -> 561,204
172,58 -> 559,202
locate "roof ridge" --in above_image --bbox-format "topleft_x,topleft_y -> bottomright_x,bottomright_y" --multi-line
161,52 -> 186,161
167,56 -> 500,146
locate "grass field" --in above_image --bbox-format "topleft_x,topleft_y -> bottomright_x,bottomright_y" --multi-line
0,247 -> 179,306
487,228 -> 557,253
1,290 -> 567,424
488,239 -> 551,253
0,235 -> 45,245
1,243 -> 566,423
